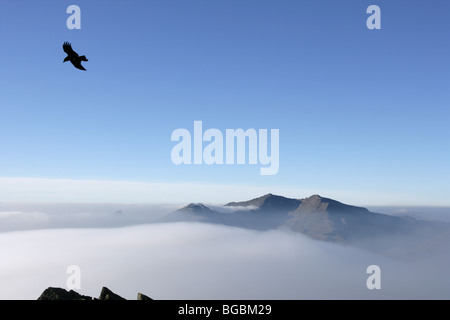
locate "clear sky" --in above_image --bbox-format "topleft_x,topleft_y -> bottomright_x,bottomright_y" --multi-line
0,1 -> 448,205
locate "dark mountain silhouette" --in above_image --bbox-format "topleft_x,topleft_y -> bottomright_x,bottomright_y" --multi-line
159,193 -> 450,258
38,287 -> 93,300
38,287 -> 152,300
159,194 -> 301,230
290,195 -> 450,255
63,42 -> 88,71
285,194 -> 406,242
226,193 -> 301,213
159,203 -> 219,223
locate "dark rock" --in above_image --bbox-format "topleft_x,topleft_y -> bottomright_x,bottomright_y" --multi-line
98,287 -> 126,300
38,287 -> 92,300
38,287 -> 153,300
137,292 -> 153,300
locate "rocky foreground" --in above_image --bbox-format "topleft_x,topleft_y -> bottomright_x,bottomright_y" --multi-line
38,287 -> 152,300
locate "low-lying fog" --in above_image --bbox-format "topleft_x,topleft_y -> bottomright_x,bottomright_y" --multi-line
0,204 -> 448,300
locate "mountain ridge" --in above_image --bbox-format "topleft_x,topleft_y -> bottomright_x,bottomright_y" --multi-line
161,193 -> 303,230
158,193 -> 450,258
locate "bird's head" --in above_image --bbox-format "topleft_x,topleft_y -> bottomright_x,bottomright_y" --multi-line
63,57 -> 70,63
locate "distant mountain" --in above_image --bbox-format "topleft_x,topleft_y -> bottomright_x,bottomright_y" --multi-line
159,194 -> 301,230
159,203 -> 220,223
285,194 -> 407,242
226,193 -> 302,213
158,193 -> 450,258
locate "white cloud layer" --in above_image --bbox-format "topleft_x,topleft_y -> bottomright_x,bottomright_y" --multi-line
0,222 -> 448,300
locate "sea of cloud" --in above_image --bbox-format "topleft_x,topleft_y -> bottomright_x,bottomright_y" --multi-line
0,213 -> 449,300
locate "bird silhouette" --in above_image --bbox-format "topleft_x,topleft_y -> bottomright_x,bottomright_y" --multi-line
63,42 -> 88,71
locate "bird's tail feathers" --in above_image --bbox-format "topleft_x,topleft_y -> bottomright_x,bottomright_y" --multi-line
79,56 -> 88,62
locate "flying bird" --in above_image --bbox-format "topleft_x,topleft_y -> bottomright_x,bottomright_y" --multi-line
63,42 -> 88,71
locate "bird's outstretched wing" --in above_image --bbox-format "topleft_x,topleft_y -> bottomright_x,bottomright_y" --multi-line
71,61 -> 86,71
63,41 -> 78,57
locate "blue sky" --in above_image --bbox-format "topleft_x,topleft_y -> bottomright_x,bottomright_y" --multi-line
0,1 -> 449,205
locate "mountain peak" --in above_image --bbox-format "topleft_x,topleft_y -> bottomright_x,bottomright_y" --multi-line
158,193 -> 450,258
301,194 -> 326,202
158,202 -> 217,223
184,203 -> 209,210
297,194 -> 370,213
175,203 -> 216,216
226,193 -> 298,208
296,195 -> 329,213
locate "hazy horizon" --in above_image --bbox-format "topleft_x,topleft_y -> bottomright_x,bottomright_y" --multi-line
2,177 -> 450,207
1,191 -> 450,234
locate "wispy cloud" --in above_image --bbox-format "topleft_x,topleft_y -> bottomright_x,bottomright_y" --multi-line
207,204 -> 258,213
